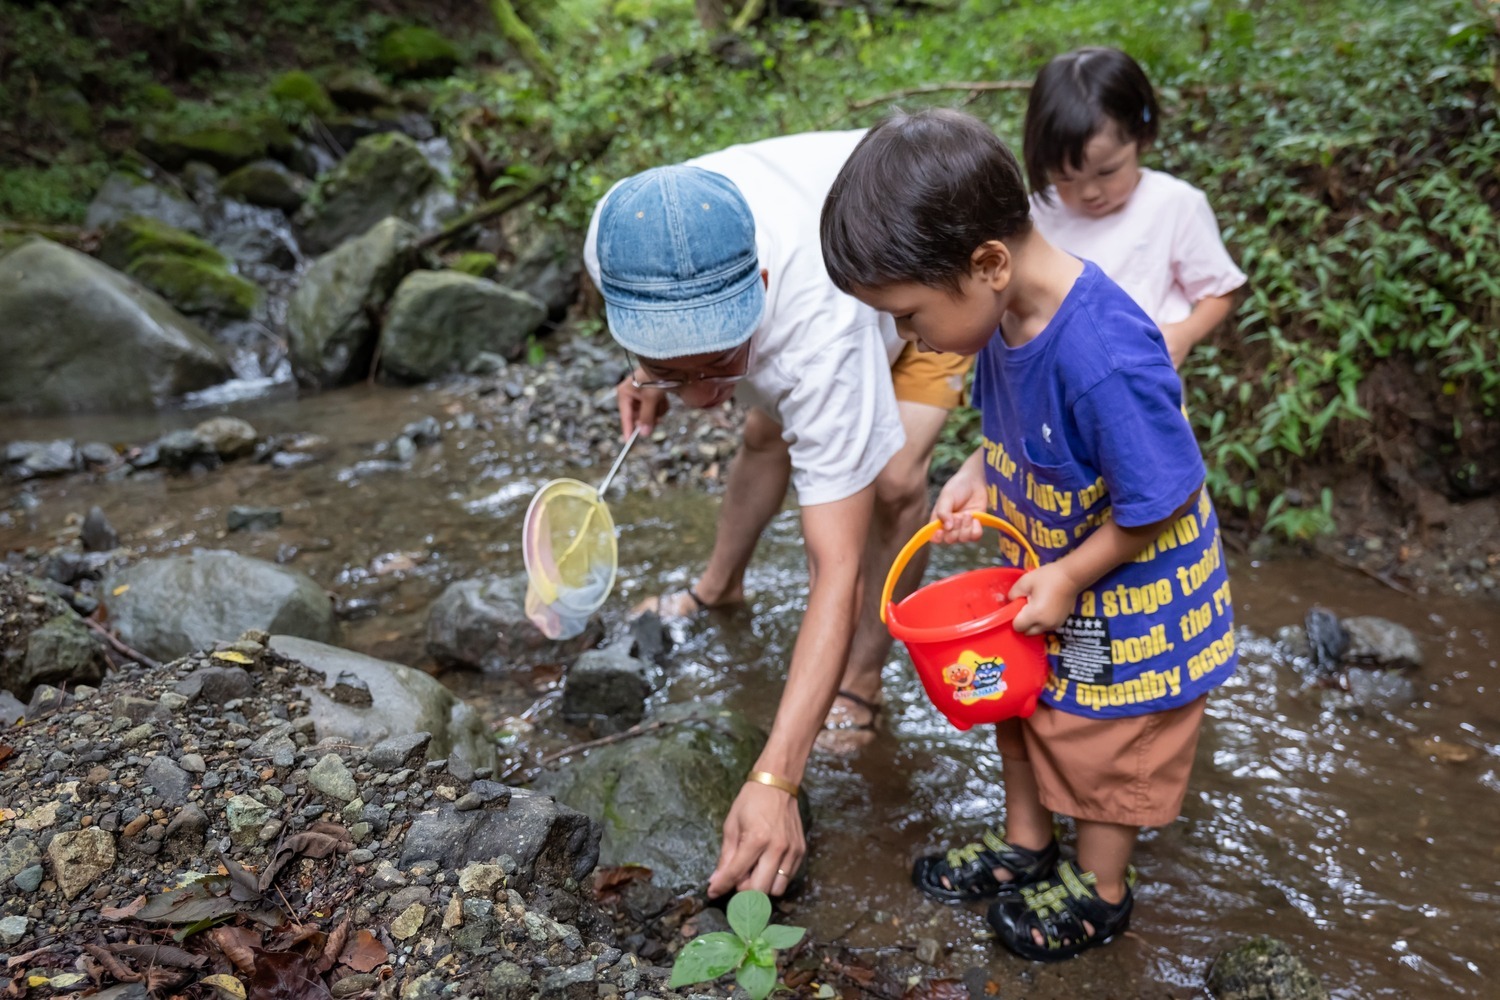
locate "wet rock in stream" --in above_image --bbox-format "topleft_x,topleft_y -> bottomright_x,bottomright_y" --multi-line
1207,936 -> 1330,1000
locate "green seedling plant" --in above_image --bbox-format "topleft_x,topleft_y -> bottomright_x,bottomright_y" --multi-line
669,890 -> 806,1000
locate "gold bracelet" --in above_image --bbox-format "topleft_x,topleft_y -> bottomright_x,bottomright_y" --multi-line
746,770 -> 800,798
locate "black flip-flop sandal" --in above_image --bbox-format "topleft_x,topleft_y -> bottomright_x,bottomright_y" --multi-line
912,829 -> 1060,903
985,861 -> 1135,961
824,688 -> 882,731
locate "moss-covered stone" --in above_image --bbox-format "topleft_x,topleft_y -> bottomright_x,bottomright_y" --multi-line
296,131 -> 441,252
268,70 -> 336,118
99,216 -> 225,272
374,25 -> 461,80
139,115 -> 296,173
31,87 -> 92,137
152,127 -> 264,171
449,251 -> 497,279
126,253 -> 260,319
138,84 -> 178,110
221,160 -> 311,213
325,68 -> 396,112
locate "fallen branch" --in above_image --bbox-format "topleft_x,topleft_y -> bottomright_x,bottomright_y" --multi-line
412,179 -> 547,250
498,714 -> 718,783
1324,550 -> 1417,597
84,617 -> 162,671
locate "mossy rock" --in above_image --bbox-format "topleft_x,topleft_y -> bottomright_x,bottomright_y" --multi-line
296,131 -> 441,252
268,70 -> 336,118
138,84 -> 178,110
139,115 -> 296,173
325,68 -> 396,112
30,87 -> 92,137
126,254 -> 261,319
99,216 -> 226,272
374,25 -> 461,80
221,160 -> 311,213
449,251 -> 498,279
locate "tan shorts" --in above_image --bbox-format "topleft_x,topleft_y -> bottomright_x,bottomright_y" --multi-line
890,342 -> 973,410
994,695 -> 1209,828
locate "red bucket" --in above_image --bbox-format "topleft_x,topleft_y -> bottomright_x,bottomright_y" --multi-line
881,512 -> 1050,731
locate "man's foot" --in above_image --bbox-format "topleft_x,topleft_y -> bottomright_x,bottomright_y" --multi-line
814,689 -> 884,753
629,586 -> 741,621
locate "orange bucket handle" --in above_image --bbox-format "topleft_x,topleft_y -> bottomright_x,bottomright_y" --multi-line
879,512 -> 1039,624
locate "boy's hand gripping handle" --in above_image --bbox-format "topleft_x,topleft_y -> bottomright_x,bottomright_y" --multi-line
879,511 -> 1041,624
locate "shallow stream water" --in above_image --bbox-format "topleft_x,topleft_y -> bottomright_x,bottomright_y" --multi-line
3,384 -> 1495,998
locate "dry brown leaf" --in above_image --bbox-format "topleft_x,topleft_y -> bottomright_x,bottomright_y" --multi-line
6,947 -> 56,969
315,918 -> 351,975
592,865 -> 654,902
82,944 -> 142,984
263,924 -> 322,954
101,896 -> 148,921
247,951 -> 323,1000
259,823 -> 354,891
0,744 -> 15,768
208,927 -> 261,975
109,943 -> 207,970
903,979 -> 970,1000
339,930 -> 387,974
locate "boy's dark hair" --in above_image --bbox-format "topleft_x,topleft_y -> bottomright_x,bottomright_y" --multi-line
821,107 -> 1032,295
1022,47 -> 1161,202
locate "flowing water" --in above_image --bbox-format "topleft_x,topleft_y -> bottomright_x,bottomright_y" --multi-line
3,384 -> 1495,998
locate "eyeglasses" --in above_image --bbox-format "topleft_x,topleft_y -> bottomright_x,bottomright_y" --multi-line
629,341 -> 753,391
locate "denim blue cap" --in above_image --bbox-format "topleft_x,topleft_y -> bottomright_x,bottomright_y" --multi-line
595,165 -> 765,360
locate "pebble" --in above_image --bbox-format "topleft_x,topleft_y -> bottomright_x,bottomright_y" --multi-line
0,915 -> 29,946
14,865 -> 45,893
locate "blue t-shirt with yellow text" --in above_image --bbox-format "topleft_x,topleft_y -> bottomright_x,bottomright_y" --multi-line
970,261 -> 1236,718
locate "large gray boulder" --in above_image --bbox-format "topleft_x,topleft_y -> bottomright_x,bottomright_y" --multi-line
425,574 -> 602,671
286,217 -> 418,386
104,551 -> 337,662
531,705 -> 779,890
270,635 -> 498,773
84,172 -> 205,234
296,132 -> 441,253
0,240 -> 233,414
379,270 -> 546,381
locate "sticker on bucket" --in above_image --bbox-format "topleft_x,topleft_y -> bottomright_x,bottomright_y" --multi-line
881,512 -> 1051,731
944,651 -> 1010,705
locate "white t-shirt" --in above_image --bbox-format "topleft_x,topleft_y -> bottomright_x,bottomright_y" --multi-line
585,131 -> 906,507
1029,168 -> 1246,326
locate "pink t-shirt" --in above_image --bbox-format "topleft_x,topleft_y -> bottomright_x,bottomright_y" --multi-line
1029,168 -> 1246,326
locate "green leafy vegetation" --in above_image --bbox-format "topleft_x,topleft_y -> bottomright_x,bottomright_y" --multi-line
668,890 -> 805,999
0,0 -> 1493,541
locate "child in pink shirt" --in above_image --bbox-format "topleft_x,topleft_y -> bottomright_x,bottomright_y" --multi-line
1024,47 -> 1246,367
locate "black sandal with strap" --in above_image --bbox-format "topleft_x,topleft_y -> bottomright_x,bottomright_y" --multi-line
911,829 -> 1060,903
985,860 -> 1135,961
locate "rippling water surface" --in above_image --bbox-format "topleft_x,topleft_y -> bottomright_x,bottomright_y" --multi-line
3,384 -> 1495,998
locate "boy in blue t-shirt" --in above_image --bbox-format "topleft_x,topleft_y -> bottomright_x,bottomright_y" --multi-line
820,108 -> 1236,961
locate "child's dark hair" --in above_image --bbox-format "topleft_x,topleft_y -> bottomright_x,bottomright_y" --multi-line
820,108 -> 1031,295
1023,47 -> 1161,202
